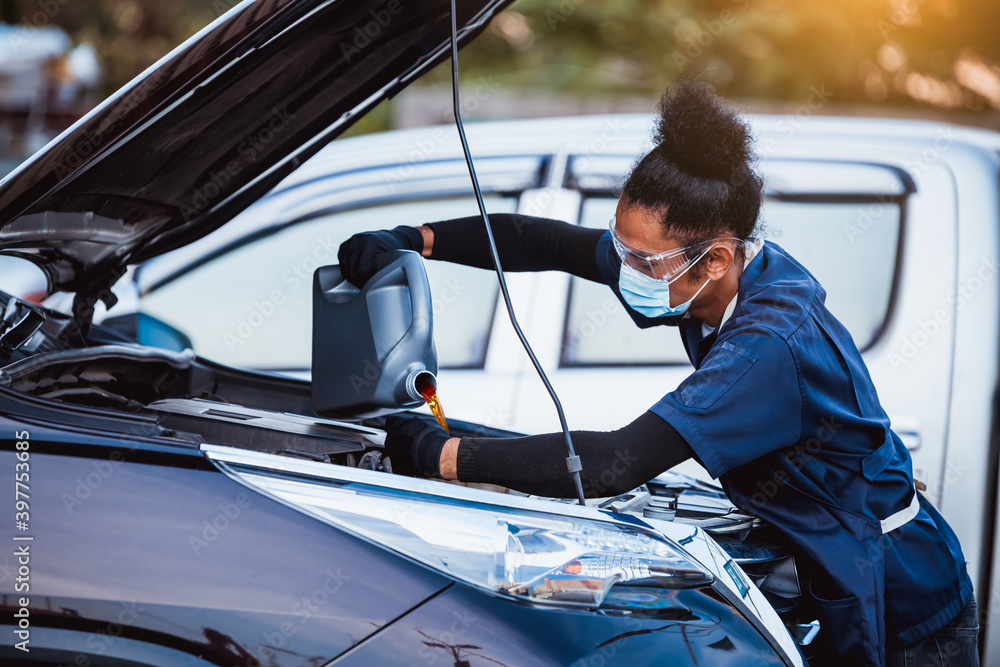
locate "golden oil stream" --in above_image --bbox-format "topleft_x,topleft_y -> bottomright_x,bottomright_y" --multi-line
419,383 -> 449,433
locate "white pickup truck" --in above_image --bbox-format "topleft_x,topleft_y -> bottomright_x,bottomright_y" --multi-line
108,113 -> 1000,661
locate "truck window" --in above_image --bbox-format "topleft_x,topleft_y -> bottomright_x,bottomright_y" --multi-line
140,196 -> 517,373
562,197 -> 692,367
562,195 -> 901,366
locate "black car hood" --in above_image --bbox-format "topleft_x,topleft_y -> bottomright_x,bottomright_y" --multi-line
0,0 -> 508,307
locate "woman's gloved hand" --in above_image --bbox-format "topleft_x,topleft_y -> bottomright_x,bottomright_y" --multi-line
383,413 -> 450,478
337,226 -> 423,286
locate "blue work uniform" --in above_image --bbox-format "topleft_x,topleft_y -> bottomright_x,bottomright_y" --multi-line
594,236 -> 974,666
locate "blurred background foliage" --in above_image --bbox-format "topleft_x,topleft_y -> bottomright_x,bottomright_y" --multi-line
454,0 -> 1000,118
0,0 -> 216,92
1,0 -> 999,127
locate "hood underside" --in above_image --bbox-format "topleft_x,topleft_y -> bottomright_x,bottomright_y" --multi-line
0,0 -> 509,302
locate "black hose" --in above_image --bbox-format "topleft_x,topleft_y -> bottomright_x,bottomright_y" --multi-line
447,0 -> 585,505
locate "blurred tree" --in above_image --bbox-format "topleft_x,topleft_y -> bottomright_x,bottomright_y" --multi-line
442,0 -> 1000,117
0,0 -> 224,93
1,0 -> 998,121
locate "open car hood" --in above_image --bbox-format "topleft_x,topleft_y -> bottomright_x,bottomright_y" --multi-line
0,0 -> 509,309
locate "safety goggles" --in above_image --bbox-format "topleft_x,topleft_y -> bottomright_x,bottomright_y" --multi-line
609,214 -> 748,283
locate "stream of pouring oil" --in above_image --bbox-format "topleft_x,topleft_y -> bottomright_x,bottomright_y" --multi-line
419,383 -> 449,433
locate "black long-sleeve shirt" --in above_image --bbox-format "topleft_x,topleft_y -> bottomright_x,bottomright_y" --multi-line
427,213 -> 606,282
424,214 -> 694,498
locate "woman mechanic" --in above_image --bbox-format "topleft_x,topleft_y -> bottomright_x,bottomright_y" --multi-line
337,81 -> 976,666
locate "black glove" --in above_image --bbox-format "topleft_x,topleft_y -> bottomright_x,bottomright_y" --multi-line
383,413 -> 450,478
337,226 -> 423,287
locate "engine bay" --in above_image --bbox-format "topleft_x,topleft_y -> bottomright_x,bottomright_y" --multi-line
0,318 -> 819,650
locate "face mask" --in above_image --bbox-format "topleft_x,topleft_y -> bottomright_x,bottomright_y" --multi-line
617,239 -> 762,319
618,262 -> 710,319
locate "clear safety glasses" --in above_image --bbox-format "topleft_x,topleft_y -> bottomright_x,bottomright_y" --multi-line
609,214 -> 747,283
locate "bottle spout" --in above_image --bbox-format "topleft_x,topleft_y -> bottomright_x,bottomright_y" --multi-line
405,369 -> 437,402
406,369 -> 448,433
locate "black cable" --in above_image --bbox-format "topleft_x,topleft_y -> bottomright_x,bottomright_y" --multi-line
447,0 -> 586,505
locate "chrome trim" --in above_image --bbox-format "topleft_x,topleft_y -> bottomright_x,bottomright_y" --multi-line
204,443 -> 673,528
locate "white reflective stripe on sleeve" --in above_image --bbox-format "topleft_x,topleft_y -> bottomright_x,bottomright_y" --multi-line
881,489 -> 920,534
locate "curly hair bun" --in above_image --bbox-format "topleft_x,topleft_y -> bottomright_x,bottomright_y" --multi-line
652,80 -> 754,180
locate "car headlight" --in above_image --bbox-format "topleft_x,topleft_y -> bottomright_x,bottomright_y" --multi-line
217,457 -> 714,610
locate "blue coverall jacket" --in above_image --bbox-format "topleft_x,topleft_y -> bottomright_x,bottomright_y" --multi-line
595,237 -> 973,665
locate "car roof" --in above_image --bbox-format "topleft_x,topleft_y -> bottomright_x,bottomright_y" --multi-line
294,113 -> 1000,171
135,112 -> 1000,292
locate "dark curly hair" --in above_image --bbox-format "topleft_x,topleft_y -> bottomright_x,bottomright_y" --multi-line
620,80 -> 763,255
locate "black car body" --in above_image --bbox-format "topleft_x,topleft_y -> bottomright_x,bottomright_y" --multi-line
0,1 -> 808,665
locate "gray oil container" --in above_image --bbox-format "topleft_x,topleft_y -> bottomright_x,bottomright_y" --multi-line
311,250 -> 438,419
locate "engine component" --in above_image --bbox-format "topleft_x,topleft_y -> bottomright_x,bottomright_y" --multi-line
357,450 -> 384,471
642,497 -> 677,521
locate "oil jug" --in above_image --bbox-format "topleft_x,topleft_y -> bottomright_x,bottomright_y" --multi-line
311,250 -> 438,419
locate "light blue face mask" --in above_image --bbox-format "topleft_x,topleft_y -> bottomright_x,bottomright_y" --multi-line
616,239 -> 761,319
618,262 -> 710,319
